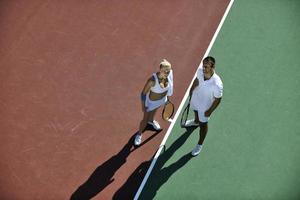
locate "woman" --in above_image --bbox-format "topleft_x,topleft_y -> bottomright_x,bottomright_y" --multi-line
134,59 -> 173,146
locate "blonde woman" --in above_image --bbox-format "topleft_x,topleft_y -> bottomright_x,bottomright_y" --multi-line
134,59 -> 173,146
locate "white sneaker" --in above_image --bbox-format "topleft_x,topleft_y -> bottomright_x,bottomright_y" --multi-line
148,120 -> 162,131
185,119 -> 199,127
191,144 -> 202,156
134,134 -> 142,146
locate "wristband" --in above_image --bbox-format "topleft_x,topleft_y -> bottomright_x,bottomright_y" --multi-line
141,93 -> 146,101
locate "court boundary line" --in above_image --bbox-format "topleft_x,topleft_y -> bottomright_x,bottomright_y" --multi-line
134,0 -> 234,199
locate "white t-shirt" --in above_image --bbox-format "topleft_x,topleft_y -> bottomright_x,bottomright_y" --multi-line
191,67 -> 223,112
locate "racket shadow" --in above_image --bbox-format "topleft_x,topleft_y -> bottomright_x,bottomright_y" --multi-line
69,129 -> 161,200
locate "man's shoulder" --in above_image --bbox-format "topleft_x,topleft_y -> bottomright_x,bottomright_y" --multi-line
196,68 -> 204,79
212,73 -> 223,86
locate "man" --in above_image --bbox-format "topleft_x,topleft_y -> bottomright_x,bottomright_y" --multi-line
185,56 -> 223,156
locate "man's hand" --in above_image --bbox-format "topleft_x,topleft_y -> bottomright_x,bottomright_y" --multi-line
205,97 -> 222,117
204,109 -> 212,117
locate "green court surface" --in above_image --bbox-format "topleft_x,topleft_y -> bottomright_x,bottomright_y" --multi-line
138,0 -> 300,199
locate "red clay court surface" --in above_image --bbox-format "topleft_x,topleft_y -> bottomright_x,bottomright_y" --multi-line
0,1 -> 229,199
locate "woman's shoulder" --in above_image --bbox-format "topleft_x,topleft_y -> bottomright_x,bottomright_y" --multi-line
146,75 -> 156,86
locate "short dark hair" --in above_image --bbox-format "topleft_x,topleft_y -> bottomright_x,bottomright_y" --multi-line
203,56 -> 215,67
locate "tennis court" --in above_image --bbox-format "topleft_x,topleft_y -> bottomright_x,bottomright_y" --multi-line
1,0 -> 299,199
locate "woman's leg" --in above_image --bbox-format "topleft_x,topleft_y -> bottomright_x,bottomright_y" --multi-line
138,111 -> 150,135
147,108 -> 161,130
135,111 -> 150,146
148,108 -> 158,122
135,109 -> 158,146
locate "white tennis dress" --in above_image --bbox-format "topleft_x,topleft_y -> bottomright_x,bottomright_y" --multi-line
145,70 -> 173,112
190,67 -> 223,122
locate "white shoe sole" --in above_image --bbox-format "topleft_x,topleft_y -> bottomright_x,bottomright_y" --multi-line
191,151 -> 200,156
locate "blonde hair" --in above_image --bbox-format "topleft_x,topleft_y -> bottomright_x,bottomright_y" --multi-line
159,59 -> 171,68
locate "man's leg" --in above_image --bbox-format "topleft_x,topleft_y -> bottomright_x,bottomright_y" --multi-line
185,111 -> 200,127
191,119 -> 208,156
194,111 -> 200,123
198,121 -> 208,145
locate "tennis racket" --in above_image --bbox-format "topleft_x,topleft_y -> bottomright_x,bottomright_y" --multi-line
180,96 -> 191,128
162,99 -> 175,122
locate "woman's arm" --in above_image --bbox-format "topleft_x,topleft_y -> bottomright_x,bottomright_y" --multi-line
140,77 -> 155,112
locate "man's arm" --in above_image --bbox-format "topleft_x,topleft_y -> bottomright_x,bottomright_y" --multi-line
189,78 -> 199,96
205,97 -> 222,117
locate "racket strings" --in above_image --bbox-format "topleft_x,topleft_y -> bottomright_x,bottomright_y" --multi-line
162,102 -> 174,121
180,104 -> 190,127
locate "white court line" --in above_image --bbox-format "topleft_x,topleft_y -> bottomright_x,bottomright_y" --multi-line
134,0 -> 234,199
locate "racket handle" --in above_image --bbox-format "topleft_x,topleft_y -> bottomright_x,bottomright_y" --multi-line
188,95 -> 192,102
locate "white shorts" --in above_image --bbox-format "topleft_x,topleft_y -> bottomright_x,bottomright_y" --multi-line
145,93 -> 167,112
190,102 -> 210,123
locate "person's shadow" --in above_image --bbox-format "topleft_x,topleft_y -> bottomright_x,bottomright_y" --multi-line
113,127 -> 196,200
70,124 -> 162,200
